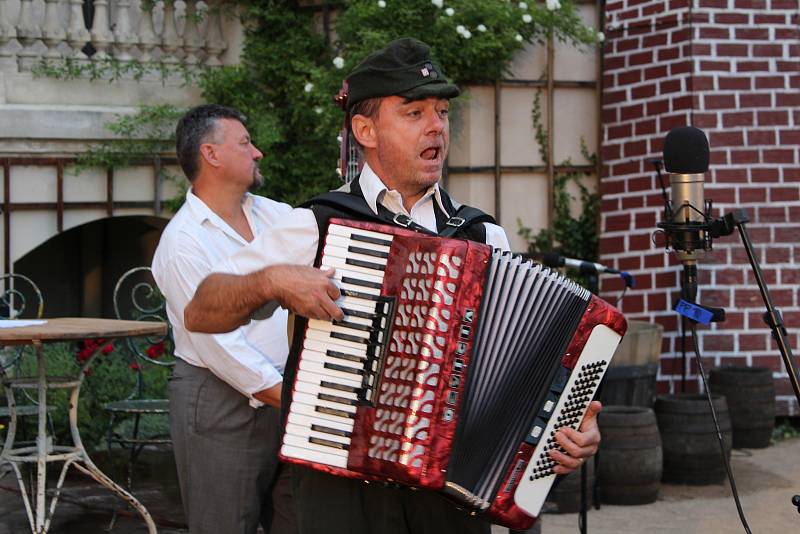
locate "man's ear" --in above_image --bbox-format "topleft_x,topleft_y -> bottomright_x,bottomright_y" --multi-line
198,143 -> 221,168
351,114 -> 377,149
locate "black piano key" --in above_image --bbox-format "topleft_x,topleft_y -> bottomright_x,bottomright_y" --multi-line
347,245 -> 389,259
349,233 -> 392,247
316,406 -> 355,419
324,362 -> 365,375
318,393 -> 358,406
320,380 -> 362,395
341,289 -> 381,302
311,424 -> 352,438
309,436 -> 350,451
325,349 -> 365,364
332,319 -> 374,333
345,258 -> 386,272
341,307 -> 378,320
331,331 -> 370,345
341,276 -> 383,290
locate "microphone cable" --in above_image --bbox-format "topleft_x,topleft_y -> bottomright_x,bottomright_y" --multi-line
690,323 -> 753,534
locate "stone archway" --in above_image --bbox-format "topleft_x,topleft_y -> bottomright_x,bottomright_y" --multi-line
14,215 -> 169,318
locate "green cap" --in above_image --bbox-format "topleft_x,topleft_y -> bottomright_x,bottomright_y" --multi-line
345,38 -> 460,111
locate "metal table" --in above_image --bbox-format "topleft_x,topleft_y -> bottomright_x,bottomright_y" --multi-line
0,317 -> 167,534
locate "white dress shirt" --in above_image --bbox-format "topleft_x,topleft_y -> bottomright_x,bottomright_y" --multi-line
223,162 -> 511,278
152,189 -> 292,408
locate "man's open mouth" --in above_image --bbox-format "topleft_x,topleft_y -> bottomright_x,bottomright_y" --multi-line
420,146 -> 441,160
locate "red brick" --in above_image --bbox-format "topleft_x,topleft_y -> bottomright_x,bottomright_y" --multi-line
717,44 -> 750,57
660,113 -> 691,132
601,179 -> 625,196
617,256 -> 641,271
617,37 -> 641,53
735,289 -> 765,307
622,294 -> 645,314
734,0 -> 767,8
710,131 -> 744,147
740,334 -> 767,351
781,268 -> 800,284
700,26 -> 730,39
755,76 -> 788,89
789,169 -> 800,181
631,83 -> 657,99
776,225 -> 800,241
735,28 -> 770,40
672,95 -> 693,110
646,99 -> 670,116
751,167 -> 780,182
714,168 -> 748,183
777,60 -> 800,73
602,144 -> 621,161
611,160 -> 641,176
605,56 -> 626,71
629,51 -> 654,67
602,107 -> 618,124
757,207 -> 787,223
697,59 -> 729,74
605,213 -> 631,232
725,311 -> 745,330
775,27 -> 800,40
753,44 -> 785,57
776,92 -> 800,107
766,246 -> 791,263
692,43 -> 713,56
622,196 -> 644,209
747,130 -> 776,145
709,150 -> 728,166
644,65 -> 668,80
608,123 -> 633,140
722,112 -> 753,127
670,61 -> 692,76
704,94 -> 737,110
620,103 -> 644,121
618,69 -> 643,86
740,93 -> 772,108
693,113 -> 718,129
658,47 -> 680,62
658,79 -> 683,94
604,89 -> 627,105
730,149 -> 760,164
754,13 -> 790,24
635,118 -> 657,135
716,268 -> 745,284
702,289 -> 731,308
763,149 -> 796,164
740,187 -> 767,203
629,233 -> 652,251
752,355 -> 783,373
703,334 -> 734,352
779,129 -> 800,145
705,186 -> 735,203
737,61 -> 771,72
715,13 -> 749,24
601,236 -> 625,254
718,77 -> 751,91
644,253 -> 666,268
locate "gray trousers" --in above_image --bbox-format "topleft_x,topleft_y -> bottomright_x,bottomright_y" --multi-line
169,359 -> 296,534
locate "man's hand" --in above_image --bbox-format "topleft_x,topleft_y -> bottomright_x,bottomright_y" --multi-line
549,400 -> 602,475
253,382 -> 282,409
265,265 -> 343,321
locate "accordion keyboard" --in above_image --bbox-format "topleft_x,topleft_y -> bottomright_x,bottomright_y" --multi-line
281,224 -> 396,469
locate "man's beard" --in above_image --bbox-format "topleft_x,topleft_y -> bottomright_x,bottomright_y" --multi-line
249,166 -> 264,193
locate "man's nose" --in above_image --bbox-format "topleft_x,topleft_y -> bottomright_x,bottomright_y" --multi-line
426,111 -> 445,134
252,145 -> 263,160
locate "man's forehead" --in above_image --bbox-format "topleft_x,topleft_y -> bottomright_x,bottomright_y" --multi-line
384,95 -> 451,108
218,118 -> 248,137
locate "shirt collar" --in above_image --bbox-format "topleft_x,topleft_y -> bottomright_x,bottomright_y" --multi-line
184,188 -> 256,244
358,162 -> 450,218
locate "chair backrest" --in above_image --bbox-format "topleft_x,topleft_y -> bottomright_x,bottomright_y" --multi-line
0,273 -> 44,320
113,267 -> 174,367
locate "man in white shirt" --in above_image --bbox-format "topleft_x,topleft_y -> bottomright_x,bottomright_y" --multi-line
152,104 -> 342,534
183,41 -> 601,534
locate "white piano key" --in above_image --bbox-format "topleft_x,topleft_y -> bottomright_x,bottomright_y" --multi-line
325,234 -> 391,255
300,348 -> 366,371
283,433 -> 350,457
288,398 -> 357,427
304,338 -> 368,359
331,266 -> 385,285
306,328 -> 372,352
309,320 -> 378,341
287,411 -> 354,433
293,391 -> 357,414
323,255 -> 385,277
298,358 -> 366,385
328,224 -> 395,243
331,278 -> 382,297
285,423 -> 352,446
324,243 -> 388,266
294,379 -> 359,402
336,296 -> 382,314
281,443 -> 349,468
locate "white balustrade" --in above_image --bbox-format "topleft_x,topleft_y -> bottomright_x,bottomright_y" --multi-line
0,0 -> 232,72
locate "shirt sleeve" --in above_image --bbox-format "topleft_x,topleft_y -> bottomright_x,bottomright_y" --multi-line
155,248 -> 283,408
221,207 -> 320,275
484,223 -> 512,252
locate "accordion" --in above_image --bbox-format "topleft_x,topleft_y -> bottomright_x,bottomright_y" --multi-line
280,219 -> 627,529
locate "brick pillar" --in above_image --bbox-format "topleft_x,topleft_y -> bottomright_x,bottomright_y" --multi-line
600,0 -> 800,414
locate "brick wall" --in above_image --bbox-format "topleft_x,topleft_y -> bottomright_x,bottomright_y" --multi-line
600,0 -> 800,414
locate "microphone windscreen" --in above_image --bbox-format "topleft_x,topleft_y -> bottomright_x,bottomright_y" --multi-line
663,126 -> 710,174
541,252 -> 562,268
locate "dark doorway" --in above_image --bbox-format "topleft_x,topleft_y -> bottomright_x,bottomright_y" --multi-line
14,216 -> 169,318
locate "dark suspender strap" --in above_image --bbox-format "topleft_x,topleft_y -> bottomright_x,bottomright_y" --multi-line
438,206 -> 497,238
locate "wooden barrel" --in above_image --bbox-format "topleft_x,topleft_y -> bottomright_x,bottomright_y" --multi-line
596,406 -> 662,505
709,366 -> 775,449
655,394 -> 732,485
545,460 -> 593,513
598,362 -> 659,408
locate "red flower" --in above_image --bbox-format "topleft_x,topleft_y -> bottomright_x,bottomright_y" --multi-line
102,344 -> 114,355
130,362 -> 141,371
146,341 -> 165,359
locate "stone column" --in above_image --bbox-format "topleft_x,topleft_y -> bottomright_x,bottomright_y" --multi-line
114,0 -> 138,61
181,0 -> 204,64
66,0 -> 90,61
160,0 -> 180,64
203,1 -> 226,66
136,2 -> 159,63
42,0 -> 67,59
90,0 -> 115,60
16,0 -> 43,70
0,0 -> 19,70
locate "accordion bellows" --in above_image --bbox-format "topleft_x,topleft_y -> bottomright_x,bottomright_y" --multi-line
280,219 -> 627,530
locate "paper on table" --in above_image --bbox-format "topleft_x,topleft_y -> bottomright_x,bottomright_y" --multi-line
0,319 -> 48,328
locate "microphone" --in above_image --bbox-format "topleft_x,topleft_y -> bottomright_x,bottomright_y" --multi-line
540,253 -> 635,288
661,125 -> 712,302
